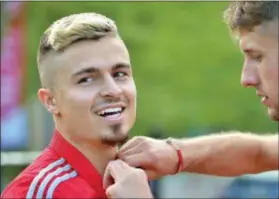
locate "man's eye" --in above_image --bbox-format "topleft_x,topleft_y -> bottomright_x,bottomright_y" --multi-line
248,54 -> 262,62
78,77 -> 93,84
254,55 -> 262,62
114,72 -> 127,78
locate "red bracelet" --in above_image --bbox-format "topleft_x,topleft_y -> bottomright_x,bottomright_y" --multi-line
166,137 -> 184,174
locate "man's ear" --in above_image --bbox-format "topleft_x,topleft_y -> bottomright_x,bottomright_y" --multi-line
38,88 -> 59,115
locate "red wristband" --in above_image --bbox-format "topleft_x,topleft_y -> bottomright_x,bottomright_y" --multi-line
166,137 -> 184,174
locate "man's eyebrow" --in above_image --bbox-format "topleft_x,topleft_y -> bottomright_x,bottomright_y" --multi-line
72,63 -> 131,77
72,67 -> 98,77
112,63 -> 131,70
243,49 -> 253,54
243,49 -> 261,54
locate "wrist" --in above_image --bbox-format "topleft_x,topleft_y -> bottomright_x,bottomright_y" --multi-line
165,137 -> 184,174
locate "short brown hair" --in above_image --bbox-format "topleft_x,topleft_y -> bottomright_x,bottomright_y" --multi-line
224,1 -> 279,32
37,12 -> 118,88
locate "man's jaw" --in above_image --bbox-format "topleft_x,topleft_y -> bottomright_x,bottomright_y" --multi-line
267,106 -> 279,121
91,103 -> 130,154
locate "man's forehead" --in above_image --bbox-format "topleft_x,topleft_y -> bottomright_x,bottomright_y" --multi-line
42,38 -> 130,71
238,30 -> 266,52
237,21 -> 278,50
238,34 -> 257,51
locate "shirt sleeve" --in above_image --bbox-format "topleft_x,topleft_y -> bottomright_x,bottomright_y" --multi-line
2,175 -> 102,199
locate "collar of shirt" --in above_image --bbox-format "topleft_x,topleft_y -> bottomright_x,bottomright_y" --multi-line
49,129 -> 106,197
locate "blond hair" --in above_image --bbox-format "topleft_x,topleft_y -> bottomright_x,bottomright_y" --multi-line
37,12 -> 118,87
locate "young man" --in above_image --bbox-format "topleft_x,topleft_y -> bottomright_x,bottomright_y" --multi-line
103,1 -> 278,198
1,12 -> 143,198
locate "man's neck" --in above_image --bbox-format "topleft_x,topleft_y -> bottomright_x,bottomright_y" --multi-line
73,141 -> 117,176
57,128 -> 117,176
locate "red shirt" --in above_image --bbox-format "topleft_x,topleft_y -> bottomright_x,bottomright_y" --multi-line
1,130 -> 108,198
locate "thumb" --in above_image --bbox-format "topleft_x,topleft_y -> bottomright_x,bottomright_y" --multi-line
103,166 -> 115,189
105,184 -> 117,199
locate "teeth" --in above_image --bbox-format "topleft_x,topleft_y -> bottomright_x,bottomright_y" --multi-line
97,107 -> 122,116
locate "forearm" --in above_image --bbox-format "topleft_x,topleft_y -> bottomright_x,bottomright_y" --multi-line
258,134 -> 278,171
173,132 -> 275,176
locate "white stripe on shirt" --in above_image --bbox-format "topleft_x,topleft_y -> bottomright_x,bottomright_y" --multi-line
26,158 -> 65,198
46,170 -> 78,198
35,164 -> 72,198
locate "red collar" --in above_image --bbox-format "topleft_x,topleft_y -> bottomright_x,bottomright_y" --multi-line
49,129 -> 107,197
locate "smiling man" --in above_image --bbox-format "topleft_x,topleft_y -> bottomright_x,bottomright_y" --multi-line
1,12 -> 138,198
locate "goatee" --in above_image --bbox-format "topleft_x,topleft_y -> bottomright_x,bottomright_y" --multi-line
101,124 -> 129,146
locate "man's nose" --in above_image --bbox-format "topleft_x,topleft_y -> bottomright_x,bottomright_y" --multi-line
100,76 -> 122,99
240,62 -> 260,88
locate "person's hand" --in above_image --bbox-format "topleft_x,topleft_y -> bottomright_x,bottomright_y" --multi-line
103,160 -> 153,198
118,136 -> 179,180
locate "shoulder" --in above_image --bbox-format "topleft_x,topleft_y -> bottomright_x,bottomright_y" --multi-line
2,159 -> 98,198
2,149 -> 70,198
2,149 -> 101,198
2,155 -> 61,198
1,173 -> 33,198
51,175 -> 98,198
33,164 -> 99,198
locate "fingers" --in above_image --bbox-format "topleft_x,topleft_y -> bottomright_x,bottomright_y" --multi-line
103,163 -> 115,189
103,160 -> 122,189
105,184 -> 116,198
120,153 -> 153,168
118,142 -> 143,159
105,164 -> 152,198
118,136 -> 146,156
119,153 -> 161,180
103,160 -> 134,189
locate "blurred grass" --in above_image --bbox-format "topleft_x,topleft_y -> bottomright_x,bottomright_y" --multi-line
26,2 -> 277,136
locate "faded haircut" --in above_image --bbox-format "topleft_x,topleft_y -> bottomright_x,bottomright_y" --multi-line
37,12 -> 118,88
223,1 -> 279,33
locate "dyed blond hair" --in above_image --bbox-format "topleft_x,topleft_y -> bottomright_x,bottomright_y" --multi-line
37,12 -> 118,87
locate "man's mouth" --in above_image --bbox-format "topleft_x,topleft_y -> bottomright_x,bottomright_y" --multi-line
261,96 -> 269,106
96,107 -> 125,117
257,92 -> 270,106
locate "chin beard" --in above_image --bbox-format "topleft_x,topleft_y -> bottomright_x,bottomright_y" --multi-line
101,136 -> 129,147
268,106 -> 279,121
101,124 -> 129,146
270,113 -> 279,121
